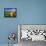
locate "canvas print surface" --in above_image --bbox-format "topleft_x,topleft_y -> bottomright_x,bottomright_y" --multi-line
4,8 -> 17,17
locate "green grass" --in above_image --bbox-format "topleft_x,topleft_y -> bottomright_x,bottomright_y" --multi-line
4,11 -> 11,17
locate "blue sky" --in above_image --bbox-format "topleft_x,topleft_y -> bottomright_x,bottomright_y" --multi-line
4,8 -> 16,12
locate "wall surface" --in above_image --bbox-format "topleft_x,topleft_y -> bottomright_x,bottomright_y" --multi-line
0,0 -> 46,45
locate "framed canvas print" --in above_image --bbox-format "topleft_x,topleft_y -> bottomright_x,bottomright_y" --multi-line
4,8 -> 17,18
